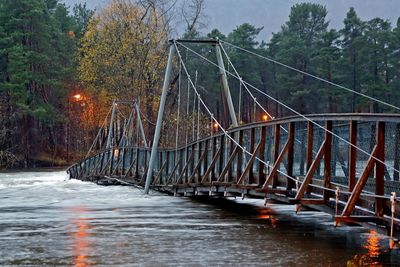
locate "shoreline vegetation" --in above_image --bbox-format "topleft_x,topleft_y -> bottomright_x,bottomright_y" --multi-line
1,0 -> 400,169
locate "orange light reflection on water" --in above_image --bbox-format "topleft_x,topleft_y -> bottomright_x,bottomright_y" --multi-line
363,230 -> 381,259
257,208 -> 278,227
348,230 -> 383,266
66,206 -> 92,267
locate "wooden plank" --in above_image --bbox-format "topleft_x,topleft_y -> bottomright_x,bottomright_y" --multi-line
341,145 -> 378,217
294,141 -> 326,200
375,121 -> 385,217
299,199 -> 326,205
335,216 -> 383,224
237,141 -> 263,185
348,120 -> 357,191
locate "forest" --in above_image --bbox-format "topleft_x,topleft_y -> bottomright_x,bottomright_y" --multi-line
0,0 -> 400,168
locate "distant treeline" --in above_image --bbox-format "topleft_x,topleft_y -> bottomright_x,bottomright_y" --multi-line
0,0 -> 399,168
184,3 -> 400,126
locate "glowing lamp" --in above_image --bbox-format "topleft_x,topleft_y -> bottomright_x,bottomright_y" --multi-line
73,94 -> 83,101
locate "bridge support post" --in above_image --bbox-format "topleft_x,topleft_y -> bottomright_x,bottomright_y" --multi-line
134,101 -> 148,147
215,42 -> 238,127
144,44 -> 175,194
106,102 -> 117,148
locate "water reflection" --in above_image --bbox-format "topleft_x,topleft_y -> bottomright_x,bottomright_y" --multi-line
66,206 -> 92,267
364,230 -> 381,259
347,230 -> 383,266
257,207 -> 278,227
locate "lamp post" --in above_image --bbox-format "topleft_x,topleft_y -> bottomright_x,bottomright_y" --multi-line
67,93 -> 84,163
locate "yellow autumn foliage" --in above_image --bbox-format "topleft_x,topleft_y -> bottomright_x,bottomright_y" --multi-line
78,0 -> 170,123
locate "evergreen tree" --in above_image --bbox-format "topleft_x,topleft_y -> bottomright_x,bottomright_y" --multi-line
339,7 -> 364,112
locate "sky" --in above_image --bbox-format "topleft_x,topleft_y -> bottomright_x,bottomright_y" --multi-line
62,0 -> 400,41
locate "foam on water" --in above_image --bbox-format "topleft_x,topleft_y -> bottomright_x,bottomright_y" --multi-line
0,170 -> 399,266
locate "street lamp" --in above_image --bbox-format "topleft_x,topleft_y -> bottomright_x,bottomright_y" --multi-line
67,93 -> 84,163
73,94 -> 83,101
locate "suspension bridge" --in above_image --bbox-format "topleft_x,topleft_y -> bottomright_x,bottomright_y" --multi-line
67,39 -> 400,243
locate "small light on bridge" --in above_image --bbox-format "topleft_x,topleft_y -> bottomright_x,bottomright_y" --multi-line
73,94 -> 83,101
213,123 -> 219,129
262,114 -> 269,121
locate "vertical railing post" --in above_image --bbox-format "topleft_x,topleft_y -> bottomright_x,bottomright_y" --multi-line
106,102 -> 117,149
144,43 -> 175,194
236,130 -> 243,182
196,142 -> 202,183
135,148 -> 139,177
134,102 -> 148,147
287,122 -> 295,189
228,132 -> 234,182
190,144 -> 195,180
306,122 -> 313,193
203,139 -> 209,180
272,124 -> 280,188
249,128 -> 255,184
184,146 -> 190,183
348,120 -> 357,191
375,121 -> 385,217
258,126 -> 266,185
394,123 -> 400,181
323,121 -> 332,201
211,137 -> 217,181
166,151 -> 170,184
218,135 -> 225,180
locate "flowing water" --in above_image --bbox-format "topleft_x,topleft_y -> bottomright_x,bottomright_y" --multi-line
0,170 -> 400,266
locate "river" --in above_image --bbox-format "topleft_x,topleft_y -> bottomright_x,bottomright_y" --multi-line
0,170 -> 399,266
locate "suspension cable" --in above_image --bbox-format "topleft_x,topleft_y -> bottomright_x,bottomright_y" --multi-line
174,40 -> 399,201
175,63 -> 182,150
174,41 -> 298,184
192,91 -> 196,142
221,40 -> 400,112
85,105 -> 113,157
238,81 -> 242,123
176,40 -> 400,178
185,67 -> 190,146
197,95 -> 200,140
221,42 -> 354,174
219,43 -> 274,120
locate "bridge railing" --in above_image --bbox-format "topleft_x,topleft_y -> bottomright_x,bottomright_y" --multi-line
67,113 -> 400,221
